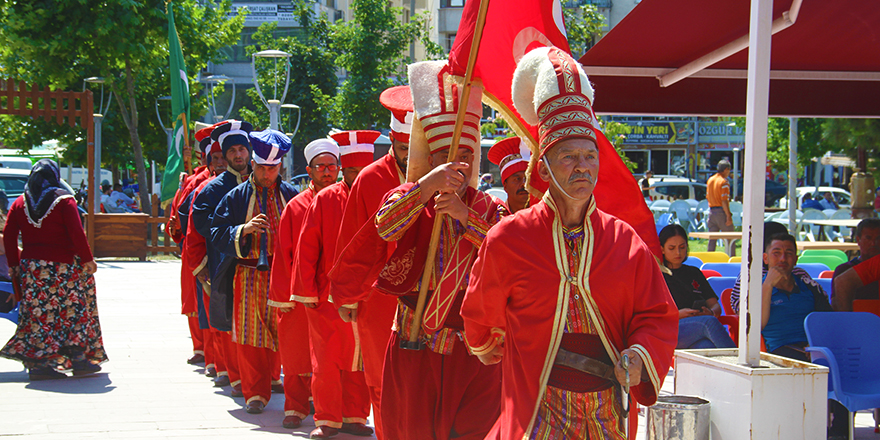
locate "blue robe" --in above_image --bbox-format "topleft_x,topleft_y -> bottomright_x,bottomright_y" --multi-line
191,168 -> 248,331
209,176 -> 297,332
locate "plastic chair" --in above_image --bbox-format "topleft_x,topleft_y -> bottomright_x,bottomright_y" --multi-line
695,199 -> 710,232
689,251 -> 729,263
655,213 -> 673,236
701,269 -> 722,278
728,256 -> 741,263
720,288 -> 735,316
815,278 -> 832,296
853,300 -> 880,318
729,201 -> 743,228
800,209 -> 827,241
701,263 -> 740,278
668,200 -> 694,232
804,312 -> 880,440
795,262 -> 831,279
826,209 -> 853,242
818,270 -> 834,279
650,199 -> 671,210
707,277 -> 737,295
0,303 -> 18,324
684,256 -> 703,267
797,255 -> 845,271
802,249 -> 849,262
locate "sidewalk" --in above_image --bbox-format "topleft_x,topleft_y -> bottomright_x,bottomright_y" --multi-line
0,261 -> 877,439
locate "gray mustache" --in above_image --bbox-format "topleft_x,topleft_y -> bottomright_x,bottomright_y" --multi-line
568,173 -> 594,184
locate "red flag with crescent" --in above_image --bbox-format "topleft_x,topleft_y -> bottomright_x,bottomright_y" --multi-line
448,0 -> 662,258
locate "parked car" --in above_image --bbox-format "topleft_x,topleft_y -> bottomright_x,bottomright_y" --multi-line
650,181 -> 707,201
777,186 -> 852,209
736,179 -> 788,207
0,168 -> 76,211
0,156 -> 34,171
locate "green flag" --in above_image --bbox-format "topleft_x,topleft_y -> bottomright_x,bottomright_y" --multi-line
161,1 -> 191,207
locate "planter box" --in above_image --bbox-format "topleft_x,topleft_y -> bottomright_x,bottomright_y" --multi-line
674,349 -> 828,440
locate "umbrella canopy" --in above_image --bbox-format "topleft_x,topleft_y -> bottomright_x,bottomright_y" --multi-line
579,0 -> 880,118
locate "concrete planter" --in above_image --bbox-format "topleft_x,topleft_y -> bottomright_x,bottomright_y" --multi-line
673,349 -> 828,440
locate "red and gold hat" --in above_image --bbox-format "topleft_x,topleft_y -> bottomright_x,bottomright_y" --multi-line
408,60 -> 483,155
195,121 -> 225,158
380,86 -> 414,144
487,137 -> 530,183
329,130 -> 380,168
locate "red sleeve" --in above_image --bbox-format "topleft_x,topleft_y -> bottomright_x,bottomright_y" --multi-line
60,198 -> 94,263
269,202 -> 297,308
854,254 -> 880,285
462,230 -> 509,356
292,197 -> 323,304
3,197 -> 23,268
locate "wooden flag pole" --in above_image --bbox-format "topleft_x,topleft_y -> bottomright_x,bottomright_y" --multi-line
181,113 -> 192,174
404,0 -> 491,349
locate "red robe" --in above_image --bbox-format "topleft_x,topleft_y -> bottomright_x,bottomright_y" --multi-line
169,166 -> 209,244
268,187 -> 316,419
293,181 -> 370,428
178,167 -> 212,317
461,195 -> 678,440
330,153 -> 404,437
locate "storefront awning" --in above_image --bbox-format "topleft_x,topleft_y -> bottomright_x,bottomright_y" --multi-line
578,0 -> 880,118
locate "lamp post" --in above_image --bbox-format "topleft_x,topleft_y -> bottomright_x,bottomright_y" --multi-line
281,103 -> 301,175
727,122 -> 739,200
204,74 -> 236,123
252,49 -> 292,181
155,96 -> 173,196
83,77 -> 112,194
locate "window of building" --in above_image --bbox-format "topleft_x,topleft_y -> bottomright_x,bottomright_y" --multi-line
441,0 -> 465,7
446,33 -> 457,52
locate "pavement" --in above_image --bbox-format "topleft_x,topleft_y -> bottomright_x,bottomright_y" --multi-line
0,260 -> 877,439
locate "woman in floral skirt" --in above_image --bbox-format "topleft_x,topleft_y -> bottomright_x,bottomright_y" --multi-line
0,159 -> 107,380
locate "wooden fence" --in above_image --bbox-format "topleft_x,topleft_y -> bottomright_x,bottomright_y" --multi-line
147,193 -> 176,257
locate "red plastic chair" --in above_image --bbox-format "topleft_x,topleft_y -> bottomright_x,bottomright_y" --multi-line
818,270 -> 834,279
702,269 -> 722,278
720,288 -> 734,316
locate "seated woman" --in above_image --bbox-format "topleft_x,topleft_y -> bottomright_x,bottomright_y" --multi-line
659,224 -> 736,349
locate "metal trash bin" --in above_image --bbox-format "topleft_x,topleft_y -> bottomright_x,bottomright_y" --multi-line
647,395 -> 710,440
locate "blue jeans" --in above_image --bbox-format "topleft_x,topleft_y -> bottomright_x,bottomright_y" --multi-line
677,315 -> 736,349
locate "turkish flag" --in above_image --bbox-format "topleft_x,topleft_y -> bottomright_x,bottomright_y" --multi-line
449,0 -> 662,257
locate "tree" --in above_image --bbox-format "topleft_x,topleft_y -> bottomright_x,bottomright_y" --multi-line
600,119 -> 636,171
0,0 -> 244,211
563,4 -> 606,59
317,0 -> 438,130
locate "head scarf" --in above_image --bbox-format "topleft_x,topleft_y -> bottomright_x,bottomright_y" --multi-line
24,159 -> 72,228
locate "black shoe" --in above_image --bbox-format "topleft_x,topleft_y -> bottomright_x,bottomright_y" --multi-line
29,367 -> 68,381
246,400 -> 265,414
230,383 -> 243,398
71,359 -> 102,377
205,367 -> 217,378
213,375 -> 230,387
187,354 -> 205,365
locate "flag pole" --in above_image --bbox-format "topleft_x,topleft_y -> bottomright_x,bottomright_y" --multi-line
405,0 -> 491,348
181,113 -> 191,174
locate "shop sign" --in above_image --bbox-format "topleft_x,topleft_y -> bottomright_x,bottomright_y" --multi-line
229,3 -> 297,27
621,121 -> 693,145
698,122 -> 745,144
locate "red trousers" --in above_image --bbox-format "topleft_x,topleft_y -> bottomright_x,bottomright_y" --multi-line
277,307 -> 313,418
215,331 -> 240,386
380,332 -> 501,440
304,303 -> 370,428
356,293 -> 397,439
236,343 -> 279,405
203,325 -> 215,370
187,316 -> 205,355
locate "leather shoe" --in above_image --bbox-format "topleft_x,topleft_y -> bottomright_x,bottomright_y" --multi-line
282,415 -> 303,429
205,367 -> 217,378
187,354 -> 205,365
309,426 -> 339,438
28,367 -> 67,381
213,375 -> 230,387
71,360 -> 102,377
246,400 -> 265,414
230,383 -> 243,397
340,422 -> 374,436
271,382 -> 284,393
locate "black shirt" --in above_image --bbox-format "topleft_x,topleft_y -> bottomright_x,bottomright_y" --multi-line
640,177 -> 650,197
663,264 -> 718,310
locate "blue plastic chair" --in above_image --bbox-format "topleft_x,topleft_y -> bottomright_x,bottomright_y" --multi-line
684,256 -> 703,267
700,263 -> 740,278
706,276 -> 737,295
0,303 -> 19,324
805,312 -> 880,440
655,213 -> 672,236
796,263 -> 831,279
815,278 -> 833,296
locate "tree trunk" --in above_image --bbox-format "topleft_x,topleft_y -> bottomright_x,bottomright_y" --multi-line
109,60 -> 151,213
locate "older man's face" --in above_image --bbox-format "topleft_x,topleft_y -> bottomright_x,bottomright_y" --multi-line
539,137 -> 599,200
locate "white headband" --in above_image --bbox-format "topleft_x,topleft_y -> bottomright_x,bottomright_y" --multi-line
390,111 -> 414,134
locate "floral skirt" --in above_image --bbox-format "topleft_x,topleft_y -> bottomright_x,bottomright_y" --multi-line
0,258 -> 108,370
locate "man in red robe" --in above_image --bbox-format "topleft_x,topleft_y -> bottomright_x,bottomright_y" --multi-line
461,47 -> 678,440
331,85 -> 412,440
293,131 -> 376,439
486,136 -> 532,216
267,138 -> 341,429
372,60 -> 503,440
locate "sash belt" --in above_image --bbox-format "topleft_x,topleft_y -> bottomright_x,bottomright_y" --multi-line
554,348 -> 617,383
237,258 -> 273,268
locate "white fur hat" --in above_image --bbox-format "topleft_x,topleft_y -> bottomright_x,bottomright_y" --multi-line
512,46 -> 599,157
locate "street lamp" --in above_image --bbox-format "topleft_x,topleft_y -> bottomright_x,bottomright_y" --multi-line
82,77 -> 112,194
155,96 -> 173,196
204,74 -> 236,123
252,49 -> 292,180
281,103 -> 301,176
727,122 -> 739,200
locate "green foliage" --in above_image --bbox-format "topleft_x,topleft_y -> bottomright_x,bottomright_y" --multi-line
0,0 -> 244,210
562,4 -> 606,59
599,119 -> 636,171
480,122 -> 498,138
316,0 -> 435,130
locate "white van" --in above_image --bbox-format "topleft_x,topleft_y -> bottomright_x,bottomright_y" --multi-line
0,157 -> 34,170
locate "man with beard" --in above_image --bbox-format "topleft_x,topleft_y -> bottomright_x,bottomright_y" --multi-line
268,138 -> 341,429
461,47 -> 678,440
178,122 -> 228,377
486,136 -> 532,215
330,85 -> 412,440
293,131 -> 377,439
372,60 -> 504,440
190,120 -> 253,396
211,129 -> 297,414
